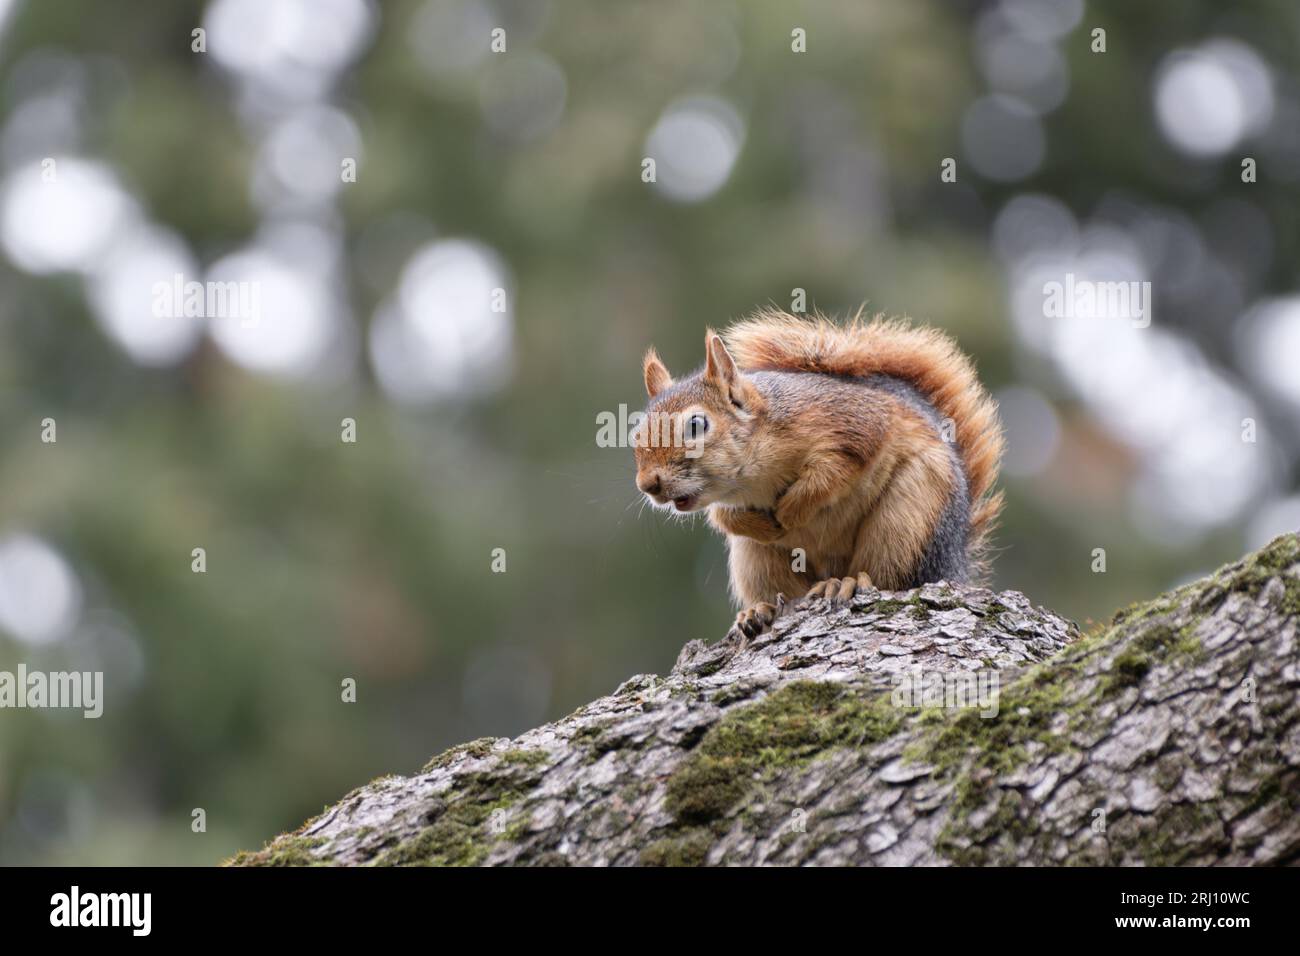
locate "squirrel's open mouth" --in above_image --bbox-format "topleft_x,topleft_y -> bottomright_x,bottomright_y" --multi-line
673,495 -> 698,512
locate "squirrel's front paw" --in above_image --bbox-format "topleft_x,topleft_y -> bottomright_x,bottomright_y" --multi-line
729,594 -> 787,643
804,571 -> 874,607
710,506 -> 784,543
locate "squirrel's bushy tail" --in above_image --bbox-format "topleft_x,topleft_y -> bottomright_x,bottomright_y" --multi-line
723,308 -> 1005,576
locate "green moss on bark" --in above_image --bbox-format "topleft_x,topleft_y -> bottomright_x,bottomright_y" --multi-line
1217,533 -> 1300,616
421,737 -> 498,773
224,835 -> 327,867
373,768 -> 539,866
640,829 -> 713,866
664,680 -> 901,827
1100,622 -> 1202,696
500,748 -> 548,767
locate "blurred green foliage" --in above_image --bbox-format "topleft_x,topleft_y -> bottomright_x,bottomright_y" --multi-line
0,0 -> 1295,864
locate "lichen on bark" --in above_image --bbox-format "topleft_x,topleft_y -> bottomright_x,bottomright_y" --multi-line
227,533 -> 1300,867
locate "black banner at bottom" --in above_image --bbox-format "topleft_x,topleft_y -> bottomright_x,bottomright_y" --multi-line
0,864 -> 1282,942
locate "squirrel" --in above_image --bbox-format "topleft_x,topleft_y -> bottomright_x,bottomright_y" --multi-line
632,308 -> 1005,640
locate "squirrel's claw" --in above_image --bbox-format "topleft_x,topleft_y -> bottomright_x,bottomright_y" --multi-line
804,577 -> 838,603
805,572 -> 874,607
731,594 -> 788,644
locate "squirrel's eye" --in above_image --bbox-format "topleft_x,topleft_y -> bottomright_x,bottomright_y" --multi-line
685,414 -> 709,439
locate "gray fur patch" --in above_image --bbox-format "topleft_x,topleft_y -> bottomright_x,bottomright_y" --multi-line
862,375 -> 971,586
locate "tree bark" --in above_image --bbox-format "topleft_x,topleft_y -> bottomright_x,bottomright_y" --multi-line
229,533 -> 1300,866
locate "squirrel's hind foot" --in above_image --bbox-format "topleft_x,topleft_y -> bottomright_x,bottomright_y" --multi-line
804,571 -> 874,606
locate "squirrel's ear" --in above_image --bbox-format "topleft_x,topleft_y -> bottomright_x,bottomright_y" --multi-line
705,330 -> 763,413
643,348 -> 672,398
704,330 -> 738,385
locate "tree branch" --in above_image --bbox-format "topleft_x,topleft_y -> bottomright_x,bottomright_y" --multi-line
228,533 -> 1300,866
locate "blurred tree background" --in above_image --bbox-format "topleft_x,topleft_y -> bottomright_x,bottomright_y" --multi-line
0,0 -> 1297,864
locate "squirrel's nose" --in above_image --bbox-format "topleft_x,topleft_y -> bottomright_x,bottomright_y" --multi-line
637,473 -> 662,497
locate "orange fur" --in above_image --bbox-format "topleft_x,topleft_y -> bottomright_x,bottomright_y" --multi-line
722,309 -> 1005,574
